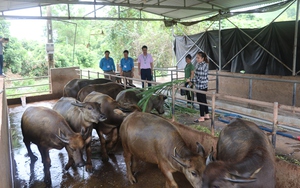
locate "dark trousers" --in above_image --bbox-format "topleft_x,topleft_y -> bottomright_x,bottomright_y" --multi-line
123,71 -> 133,84
0,55 -> 3,75
141,68 -> 152,88
185,82 -> 194,104
196,88 -> 209,116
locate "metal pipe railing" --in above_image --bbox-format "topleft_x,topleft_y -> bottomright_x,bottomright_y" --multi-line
5,76 -> 51,98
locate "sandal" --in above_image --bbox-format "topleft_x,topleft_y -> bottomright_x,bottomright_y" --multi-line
194,118 -> 205,123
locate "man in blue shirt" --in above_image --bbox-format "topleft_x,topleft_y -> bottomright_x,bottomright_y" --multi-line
99,50 -> 116,81
120,50 -> 134,84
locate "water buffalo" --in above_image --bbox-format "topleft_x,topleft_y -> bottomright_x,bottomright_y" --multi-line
52,97 -> 107,172
84,91 -> 139,161
21,106 -> 90,185
116,89 -> 167,114
63,78 -> 112,98
120,111 -> 206,188
202,118 -> 276,188
77,82 -> 125,101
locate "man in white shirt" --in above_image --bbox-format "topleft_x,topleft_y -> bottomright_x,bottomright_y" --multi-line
137,45 -> 153,88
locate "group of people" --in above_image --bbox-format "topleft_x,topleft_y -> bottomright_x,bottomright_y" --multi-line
100,46 -> 210,123
184,51 -> 210,122
99,45 -> 153,88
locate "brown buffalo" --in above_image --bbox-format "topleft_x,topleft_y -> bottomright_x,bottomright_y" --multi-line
21,106 -> 90,185
116,89 -> 167,114
202,119 -> 276,188
120,111 -> 206,188
52,97 -> 107,172
63,78 -> 112,98
77,82 -> 125,101
84,91 -> 138,161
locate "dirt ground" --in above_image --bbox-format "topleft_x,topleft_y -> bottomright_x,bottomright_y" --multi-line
10,100 -> 300,188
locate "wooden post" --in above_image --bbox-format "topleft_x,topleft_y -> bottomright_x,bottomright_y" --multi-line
123,77 -> 127,89
272,102 -> 279,147
211,92 -> 216,136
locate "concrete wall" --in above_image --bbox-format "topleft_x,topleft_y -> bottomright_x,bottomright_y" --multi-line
0,78 -> 13,188
50,66 -> 80,98
214,71 -> 300,107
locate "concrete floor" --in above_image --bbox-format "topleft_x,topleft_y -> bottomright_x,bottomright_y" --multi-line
10,99 -> 300,188
10,100 -> 193,188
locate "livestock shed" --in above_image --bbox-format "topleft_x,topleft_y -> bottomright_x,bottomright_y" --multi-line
1,0 -> 300,188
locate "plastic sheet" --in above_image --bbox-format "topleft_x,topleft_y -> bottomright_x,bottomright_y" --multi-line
174,21 -> 299,76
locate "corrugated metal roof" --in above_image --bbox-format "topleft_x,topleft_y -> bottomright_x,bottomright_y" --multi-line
0,0 -> 292,21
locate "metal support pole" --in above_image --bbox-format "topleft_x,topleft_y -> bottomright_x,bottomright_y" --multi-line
211,92 -> 216,136
293,0 -> 300,76
172,25 -> 176,67
249,79 -> 253,99
216,69 -> 219,93
172,84 -> 175,121
272,102 -> 279,148
293,83 -> 297,107
88,70 -> 90,79
47,6 -> 54,69
218,13 -> 222,71
73,24 -> 77,65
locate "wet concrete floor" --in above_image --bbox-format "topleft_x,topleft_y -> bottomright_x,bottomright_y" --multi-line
10,101 -> 193,188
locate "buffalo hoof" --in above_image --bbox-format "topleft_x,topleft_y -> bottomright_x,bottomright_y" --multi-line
44,176 -> 52,187
85,164 -> 93,173
101,155 -> 109,162
128,174 -> 137,184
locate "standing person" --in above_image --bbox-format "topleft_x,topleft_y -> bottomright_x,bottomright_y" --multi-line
0,36 -> 9,77
138,45 -> 153,88
184,54 -> 195,108
120,50 -> 134,84
99,50 -> 116,82
192,51 -> 210,122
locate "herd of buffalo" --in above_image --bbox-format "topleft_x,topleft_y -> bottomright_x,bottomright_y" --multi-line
20,78 -> 276,188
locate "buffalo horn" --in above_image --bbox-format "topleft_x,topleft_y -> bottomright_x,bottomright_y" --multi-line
172,147 -> 188,168
206,152 -> 215,165
55,129 -> 69,144
224,174 -> 257,183
71,101 -> 85,107
196,142 -> 205,157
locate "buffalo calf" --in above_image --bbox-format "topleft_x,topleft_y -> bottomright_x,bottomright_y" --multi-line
21,106 -> 90,185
